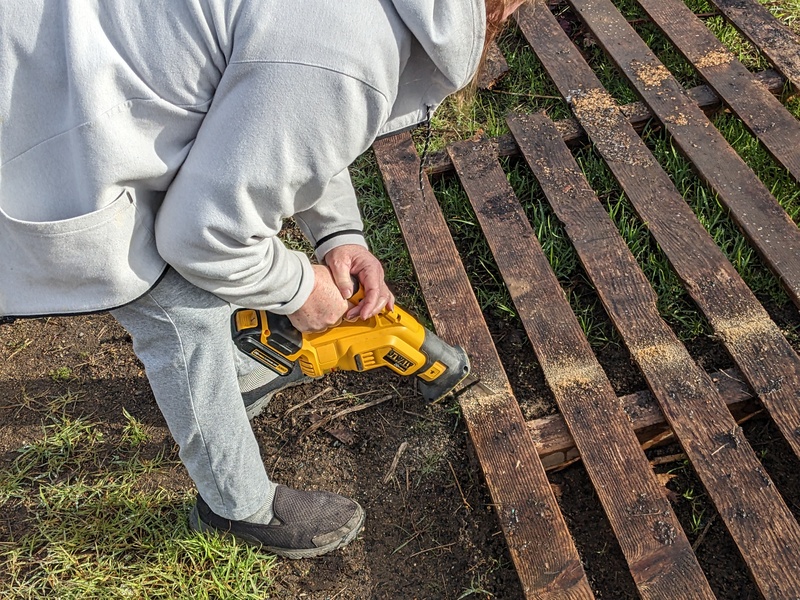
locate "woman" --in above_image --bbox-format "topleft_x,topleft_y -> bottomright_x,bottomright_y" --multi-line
1,0 -> 525,558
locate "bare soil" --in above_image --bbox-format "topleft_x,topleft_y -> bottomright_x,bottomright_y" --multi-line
2,299 -> 799,599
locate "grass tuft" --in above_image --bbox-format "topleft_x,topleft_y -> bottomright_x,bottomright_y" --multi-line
0,413 -> 277,599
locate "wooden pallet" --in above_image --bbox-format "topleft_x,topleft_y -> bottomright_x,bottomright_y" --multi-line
373,1 -> 800,597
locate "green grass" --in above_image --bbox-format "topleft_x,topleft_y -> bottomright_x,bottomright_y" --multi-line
0,411 -> 277,599
5,3 -> 800,597
356,0 -> 800,344
49,366 -> 74,382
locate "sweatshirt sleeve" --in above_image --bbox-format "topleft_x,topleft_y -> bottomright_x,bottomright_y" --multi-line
154,61 -> 388,314
293,168 -> 369,262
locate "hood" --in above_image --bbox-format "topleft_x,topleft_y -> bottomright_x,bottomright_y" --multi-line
378,0 -> 486,137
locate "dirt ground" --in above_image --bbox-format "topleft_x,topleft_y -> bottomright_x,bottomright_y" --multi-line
2,299 -> 800,599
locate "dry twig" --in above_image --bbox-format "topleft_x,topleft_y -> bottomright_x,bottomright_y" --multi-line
299,394 -> 392,439
282,386 -> 333,419
409,541 -> 457,558
383,442 -> 409,484
448,460 -> 472,513
650,453 -> 687,466
692,515 -> 717,552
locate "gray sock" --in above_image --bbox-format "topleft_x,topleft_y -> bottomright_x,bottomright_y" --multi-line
243,485 -> 277,524
237,362 -> 280,394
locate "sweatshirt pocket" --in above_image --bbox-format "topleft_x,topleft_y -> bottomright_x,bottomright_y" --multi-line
1,187 -> 140,235
0,188 -> 166,316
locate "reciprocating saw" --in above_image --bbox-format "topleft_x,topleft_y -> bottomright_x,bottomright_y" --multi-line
231,283 -> 470,401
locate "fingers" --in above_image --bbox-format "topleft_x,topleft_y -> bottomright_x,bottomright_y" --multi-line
345,251 -> 388,319
350,272 -> 395,320
324,251 -> 356,299
323,244 -> 394,320
351,270 -> 393,319
289,265 -> 349,332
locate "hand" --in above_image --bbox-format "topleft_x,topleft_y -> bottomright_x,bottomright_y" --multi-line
324,244 -> 395,320
288,265 -> 349,332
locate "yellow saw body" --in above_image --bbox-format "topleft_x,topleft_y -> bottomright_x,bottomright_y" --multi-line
231,286 -> 470,401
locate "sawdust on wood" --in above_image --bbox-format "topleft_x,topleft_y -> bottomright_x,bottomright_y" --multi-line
711,308 -> 776,346
539,357 -> 607,394
629,340 -> 692,373
695,50 -> 733,69
458,370 -> 511,415
569,87 -> 618,117
568,88 -> 649,166
535,159 -> 552,179
632,61 -> 671,87
534,157 -> 591,198
665,112 -> 689,126
553,117 -> 586,140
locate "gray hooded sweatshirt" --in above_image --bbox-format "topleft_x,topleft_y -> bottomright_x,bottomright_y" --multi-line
0,0 -> 485,318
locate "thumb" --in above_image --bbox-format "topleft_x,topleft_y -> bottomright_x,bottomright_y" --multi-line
330,267 -> 354,299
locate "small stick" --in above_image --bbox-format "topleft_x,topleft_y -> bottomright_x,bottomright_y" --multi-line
299,394 -> 392,438
717,370 -> 744,382
409,541 -> 457,558
383,442 -> 409,484
489,89 -> 563,100
391,530 -> 422,555
6,339 -> 32,361
650,453 -> 687,466
282,386 -> 333,419
322,390 -> 377,403
692,515 -> 717,552
448,460 -> 472,513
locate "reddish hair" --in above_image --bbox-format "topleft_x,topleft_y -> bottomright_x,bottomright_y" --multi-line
465,0 -> 529,93
484,0 -> 524,49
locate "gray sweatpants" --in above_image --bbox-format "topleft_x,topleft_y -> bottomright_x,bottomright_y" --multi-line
111,268 -> 274,521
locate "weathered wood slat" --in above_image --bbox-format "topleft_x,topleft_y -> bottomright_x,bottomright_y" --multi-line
530,368 -> 757,470
372,133 -> 594,599
447,137 -> 713,599
515,1 -> 800,470
635,0 -> 800,181
510,110 -> 800,598
563,0 -> 800,309
422,69 -> 787,176
477,41 -> 510,90
707,0 -> 800,88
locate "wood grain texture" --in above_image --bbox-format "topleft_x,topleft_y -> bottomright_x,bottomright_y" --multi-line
477,41 -> 510,90
516,0 -> 800,478
529,368 -> 756,468
523,0 -> 800,309
373,133 -> 594,599
636,0 -> 800,181
422,69 -> 787,176
509,111 -> 800,598
708,0 -> 800,88
448,137 -> 713,599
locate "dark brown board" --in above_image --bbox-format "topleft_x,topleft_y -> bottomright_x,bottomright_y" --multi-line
476,41 -> 510,90
509,110 -> 800,598
373,133 -> 594,599
516,0 -> 800,479
563,0 -> 800,309
448,137 -> 713,599
422,69 -> 787,176
529,368 -> 757,469
636,0 -> 800,181
708,0 -> 800,89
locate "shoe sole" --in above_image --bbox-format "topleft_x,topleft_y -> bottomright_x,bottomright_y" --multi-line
188,502 -> 366,559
